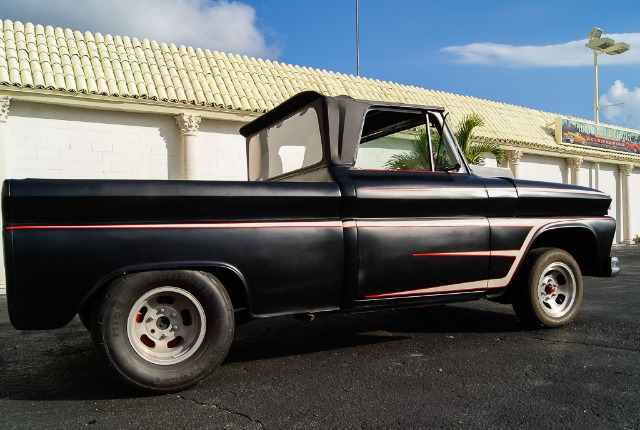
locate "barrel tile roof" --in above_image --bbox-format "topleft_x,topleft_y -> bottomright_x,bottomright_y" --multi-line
0,18 -> 638,163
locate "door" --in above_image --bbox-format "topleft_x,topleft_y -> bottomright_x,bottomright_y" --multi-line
351,107 -> 490,303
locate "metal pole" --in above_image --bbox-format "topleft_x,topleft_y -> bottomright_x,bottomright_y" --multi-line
593,50 -> 599,124
356,0 -> 360,76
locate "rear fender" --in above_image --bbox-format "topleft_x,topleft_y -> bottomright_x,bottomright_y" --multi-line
77,261 -> 251,318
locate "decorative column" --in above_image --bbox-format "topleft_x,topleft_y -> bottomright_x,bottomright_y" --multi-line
0,97 -> 9,180
592,162 -> 600,189
174,113 -> 202,180
566,156 -> 583,186
619,164 -> 634,244
505,150 -> 523,179
0,97 -> 9,294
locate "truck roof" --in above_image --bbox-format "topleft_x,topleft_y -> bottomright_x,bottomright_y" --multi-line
239,91 -> 445,138
239,91 -> 446,167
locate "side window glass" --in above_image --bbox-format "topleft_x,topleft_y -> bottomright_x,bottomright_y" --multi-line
353,109 -> 461,172
355,124 -> 432,171
248,106 -> 323,181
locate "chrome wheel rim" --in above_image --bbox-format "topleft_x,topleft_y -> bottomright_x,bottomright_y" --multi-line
127,286 -> 206,365
536,262 -> 576,318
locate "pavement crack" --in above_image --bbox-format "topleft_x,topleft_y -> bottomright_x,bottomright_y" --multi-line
175,394 -> 266,429
532,337 -> 640,353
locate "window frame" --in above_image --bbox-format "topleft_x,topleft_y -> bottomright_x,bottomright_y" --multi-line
247,99 -> 326,181
353,107 -> 466,174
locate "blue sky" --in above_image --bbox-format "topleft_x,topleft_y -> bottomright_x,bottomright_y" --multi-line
2,0 -> 639,129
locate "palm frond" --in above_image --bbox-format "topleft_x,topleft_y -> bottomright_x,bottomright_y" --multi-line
455,113 -> 484,152
466,141 -> 506,166
384,112 -> 504,169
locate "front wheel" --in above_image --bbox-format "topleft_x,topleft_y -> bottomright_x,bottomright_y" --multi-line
91,270 -> 234,393
512,248 -> 583,328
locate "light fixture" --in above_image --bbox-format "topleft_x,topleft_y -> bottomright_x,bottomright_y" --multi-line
588,27 -> 603,40
603,42 -> 630,55
585,38 -> 615,50
584,27 -> 630,124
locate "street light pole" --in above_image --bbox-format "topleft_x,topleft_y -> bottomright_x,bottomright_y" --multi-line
593,49 -> 599,123
356,0 -> 360,77
585,27 -> 630,124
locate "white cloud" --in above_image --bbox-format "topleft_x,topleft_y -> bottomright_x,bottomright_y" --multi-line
441,33 -> 640,68
599,80 -> 640,129
0,0 -> 280,58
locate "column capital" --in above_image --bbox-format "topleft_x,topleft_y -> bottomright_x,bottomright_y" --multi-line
505,150 -> 523,164
505,150 -> 523,179
619,164 -> 633,176
0,97 -> 10,122
174,113 -> 201,136
566,156 -> 583,171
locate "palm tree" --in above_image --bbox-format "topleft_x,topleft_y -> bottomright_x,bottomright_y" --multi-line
455,113 -> 505,166
385,127 -> 432,171
385,113 -> 505,170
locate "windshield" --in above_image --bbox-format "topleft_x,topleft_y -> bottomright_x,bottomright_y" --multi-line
247,105 -> 323,181
433,114 -> 464,172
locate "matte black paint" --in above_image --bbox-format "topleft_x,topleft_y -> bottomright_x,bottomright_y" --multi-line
491,227 -> 532,251
490,256 -> 517,280
3,91 -> 618,330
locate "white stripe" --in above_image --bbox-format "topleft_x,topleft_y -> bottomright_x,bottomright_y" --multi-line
188,221 -> 343,229
355,219 -> 488,228
519,187 -> 608,196
367,216 -> 613,297
414,251 -> 491,257
485,217 -> 596,288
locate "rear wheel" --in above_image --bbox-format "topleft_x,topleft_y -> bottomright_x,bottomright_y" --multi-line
78,305 -> 93,331
91,270 -> 234,393
512,248 -> 583,328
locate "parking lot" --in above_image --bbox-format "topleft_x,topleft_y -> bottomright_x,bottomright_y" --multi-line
1,245 -> 639,429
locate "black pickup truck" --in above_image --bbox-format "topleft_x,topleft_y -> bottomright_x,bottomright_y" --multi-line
2,91 -> 619,392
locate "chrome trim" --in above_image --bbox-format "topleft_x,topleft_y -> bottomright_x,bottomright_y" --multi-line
610,256 -> 620,277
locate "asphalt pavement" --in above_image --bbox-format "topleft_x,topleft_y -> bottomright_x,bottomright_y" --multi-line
1,245 -> 639,429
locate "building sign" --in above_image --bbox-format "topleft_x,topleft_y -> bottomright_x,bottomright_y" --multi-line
555,117 -> 640,155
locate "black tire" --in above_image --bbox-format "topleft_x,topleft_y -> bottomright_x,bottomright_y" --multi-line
91,270 -> 234,393
78,293 -> 100,331
512,248 -> 583,328
78,305 -> 92,331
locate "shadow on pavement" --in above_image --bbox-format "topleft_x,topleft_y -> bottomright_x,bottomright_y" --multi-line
0,296 -> 525,401
227,303 -> 523,364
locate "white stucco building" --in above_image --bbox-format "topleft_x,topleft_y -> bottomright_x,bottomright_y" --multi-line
0,18 -> 638,294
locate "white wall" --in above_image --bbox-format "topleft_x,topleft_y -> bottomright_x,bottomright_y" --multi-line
197,120 -> 247,181
519,154 -> 565,183
598,164 -> 620,241
6,101 -> 180,180
354,137 -> 413,170
577,160 -> 593,187
628,169 -> 639,241
482,153 -> 498,168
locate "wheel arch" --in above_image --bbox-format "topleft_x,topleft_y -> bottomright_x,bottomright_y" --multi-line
527,224 -> 600,276
489,223 -> 600,304
77,262 -> 252,322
